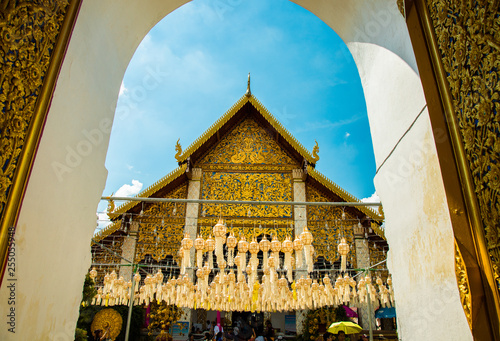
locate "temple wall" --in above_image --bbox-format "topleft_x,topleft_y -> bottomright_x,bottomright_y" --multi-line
0,0 -> 470,340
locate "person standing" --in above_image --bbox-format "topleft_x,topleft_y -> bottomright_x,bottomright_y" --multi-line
264,320 -> 274,341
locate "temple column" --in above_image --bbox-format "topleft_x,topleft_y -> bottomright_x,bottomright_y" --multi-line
119,221 -> 139,280
292,168 -> 307,334
354,225 -> 375,330
183,167 -> 202,328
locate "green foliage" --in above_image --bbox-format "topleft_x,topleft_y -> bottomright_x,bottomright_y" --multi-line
81,273 -> 98,306
75,327 -> 88,341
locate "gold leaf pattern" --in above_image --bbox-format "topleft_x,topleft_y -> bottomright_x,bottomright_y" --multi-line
306,185 -> 356,266
455,241 -> 472,329
427,0 -> 500,286
134,183 -> 187,263
91,308 -> 123,341
91,236 -> 124,284
0,0 -> 69,217
198,118 -> 297,166
201,172 -> 293,218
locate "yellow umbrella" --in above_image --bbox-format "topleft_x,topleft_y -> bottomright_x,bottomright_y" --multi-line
327,321 -> 362,335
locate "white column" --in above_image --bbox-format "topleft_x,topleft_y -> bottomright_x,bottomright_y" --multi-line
292,169 -> 307,334
183,167 -> 202,329
119,221 -> 139,280
353,227 -> 374,330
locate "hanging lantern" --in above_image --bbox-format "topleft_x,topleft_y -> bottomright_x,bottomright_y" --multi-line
300,226 -> 314,273
387,276 -> 394,306
293,235 -> 304,269
89,267 -> 97,282
226,232 -> 238,266
213,218 -> 227,265
194,235 -> 206,269
238,236 -> 249,270
259,235 -> 271,271
249,237 -> 260,272
205,235 -> 215,270
281,236 -> 294,282
133,272 -> 141,292
270,235 -> 282,269
181,233 -> 194,273
337,237 -> 350,272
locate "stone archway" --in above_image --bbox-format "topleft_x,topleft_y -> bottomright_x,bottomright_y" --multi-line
0,0 -> 482,340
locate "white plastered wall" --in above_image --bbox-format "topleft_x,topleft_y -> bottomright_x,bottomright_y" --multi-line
0,0 -> 471,340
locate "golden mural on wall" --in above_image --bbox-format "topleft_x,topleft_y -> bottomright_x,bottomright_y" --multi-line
91,236 -> 124,284
201,172 -> 293,219
198,118 -> 298,167
427,0 -> 500,282
0,0 -> 69,218
306,185 -> 356,266
135,183 -> 187,263
198,221 -> 292,242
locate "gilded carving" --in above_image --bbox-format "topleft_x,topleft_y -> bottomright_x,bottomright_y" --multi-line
199,222 -> 291,242
454,240 -> 472,329
306,185 -> 356,266
91,308 -> 123,341
0,0 -> 69,218
312,140 -> 320,162
427,0 -> 500,285
397,0 -> 405,16
135,183 -> 187,263
201,172 -> 293,219
175,138 -> 182,162
91,236 -> 124,284
198,118 -> 298,166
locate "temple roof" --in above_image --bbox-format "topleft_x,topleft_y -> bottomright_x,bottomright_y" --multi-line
175,94 -> 319,166
96,93 -> 384,242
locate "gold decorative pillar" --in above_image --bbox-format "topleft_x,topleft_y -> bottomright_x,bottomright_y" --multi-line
0,0 -> 82,285
119,221 -> 139,280
292,168 -> 307,334
406,0 -> 500,338
353,226 -> 375,330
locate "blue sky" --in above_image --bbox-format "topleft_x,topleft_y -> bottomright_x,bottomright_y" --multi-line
97,0 -> 379,230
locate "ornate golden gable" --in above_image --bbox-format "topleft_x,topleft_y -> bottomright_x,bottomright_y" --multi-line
198,117 -> 299,170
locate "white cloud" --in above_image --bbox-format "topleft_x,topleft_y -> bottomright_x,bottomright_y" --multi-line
96,212 -> 112,232
119,81 -> 128,96
115,179 -> 143,197
361,191 -> 380,203
345,132 -> 350,139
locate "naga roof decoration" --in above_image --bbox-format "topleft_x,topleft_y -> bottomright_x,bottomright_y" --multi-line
176,95 -> 317,165
307,165 -> 383,223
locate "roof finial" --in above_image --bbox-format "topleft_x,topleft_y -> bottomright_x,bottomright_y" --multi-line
245,72 -> 251,97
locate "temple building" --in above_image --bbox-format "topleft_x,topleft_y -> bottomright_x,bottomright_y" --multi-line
91,89 -> 388,335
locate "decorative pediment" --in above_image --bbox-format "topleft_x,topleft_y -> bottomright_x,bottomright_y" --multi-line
198,117 -> 298,167
177,95 -> 318,166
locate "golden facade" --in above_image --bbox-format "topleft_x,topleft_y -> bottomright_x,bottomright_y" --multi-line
94,95 -> 385,279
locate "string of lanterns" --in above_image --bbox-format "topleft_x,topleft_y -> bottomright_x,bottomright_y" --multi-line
89,219 -> 394,312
